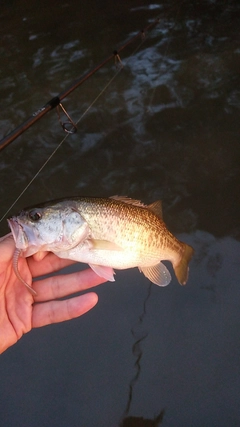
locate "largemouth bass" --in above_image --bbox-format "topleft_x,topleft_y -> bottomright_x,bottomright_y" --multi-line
8,196 -> 194,295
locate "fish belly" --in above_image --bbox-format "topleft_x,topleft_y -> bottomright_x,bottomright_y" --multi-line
53,244 -> 159,270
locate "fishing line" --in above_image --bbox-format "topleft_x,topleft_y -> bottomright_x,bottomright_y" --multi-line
0,1 -> 187,152
0,35 -> 146,223
0,76 -> 119,223
0,138 -> 68,222
0,1 -> 187,223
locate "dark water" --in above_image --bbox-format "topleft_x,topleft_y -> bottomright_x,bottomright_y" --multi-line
0,1 -> 240,426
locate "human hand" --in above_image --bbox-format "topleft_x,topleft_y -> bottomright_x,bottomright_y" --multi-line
0,234 -> 106,354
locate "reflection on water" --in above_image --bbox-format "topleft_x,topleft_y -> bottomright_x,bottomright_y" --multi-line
0,0 -> 240,426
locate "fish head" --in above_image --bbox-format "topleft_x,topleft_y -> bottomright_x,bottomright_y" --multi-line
8,202 -> 89,257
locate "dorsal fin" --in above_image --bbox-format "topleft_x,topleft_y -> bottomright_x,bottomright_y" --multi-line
148,200 -> 163,218
110,196 -> 163,217
110,196 -> 147,208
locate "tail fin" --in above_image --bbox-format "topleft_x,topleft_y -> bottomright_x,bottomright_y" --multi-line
174,243 -> 194,285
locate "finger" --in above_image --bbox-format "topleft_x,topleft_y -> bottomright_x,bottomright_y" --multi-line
32,292 -> 98,327
28,252 -> 76,277
0,232 -> 13,243
33,268 -> 107,301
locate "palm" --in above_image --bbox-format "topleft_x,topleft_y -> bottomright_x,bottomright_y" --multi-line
0,234 -> 106,354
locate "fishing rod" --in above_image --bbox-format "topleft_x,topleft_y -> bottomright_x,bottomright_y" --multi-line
0,17 -> 162,152
0,0 -> 187,152
0,2 -> 186,222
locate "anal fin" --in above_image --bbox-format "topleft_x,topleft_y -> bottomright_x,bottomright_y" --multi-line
139,262 -> 171,287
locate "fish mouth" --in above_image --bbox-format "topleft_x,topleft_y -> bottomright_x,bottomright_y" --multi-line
8,218 -> 37,296
7,218 -> 20,241
7,218 -> 28,250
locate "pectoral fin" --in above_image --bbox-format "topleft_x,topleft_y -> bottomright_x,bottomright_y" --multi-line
139,262 -> 171,287
88,239 -> 123,251
89,264 -> 115,281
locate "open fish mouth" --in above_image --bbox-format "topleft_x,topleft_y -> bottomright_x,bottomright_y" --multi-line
7,218 -> 22,242
7,217 -> 29,251
7,217 -> 37,296
7,217 -> 34,251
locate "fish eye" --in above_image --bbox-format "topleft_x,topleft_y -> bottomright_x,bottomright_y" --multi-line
29,210 -> 42,222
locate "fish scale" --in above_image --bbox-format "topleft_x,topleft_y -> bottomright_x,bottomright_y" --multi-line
80,198 -> 181,260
